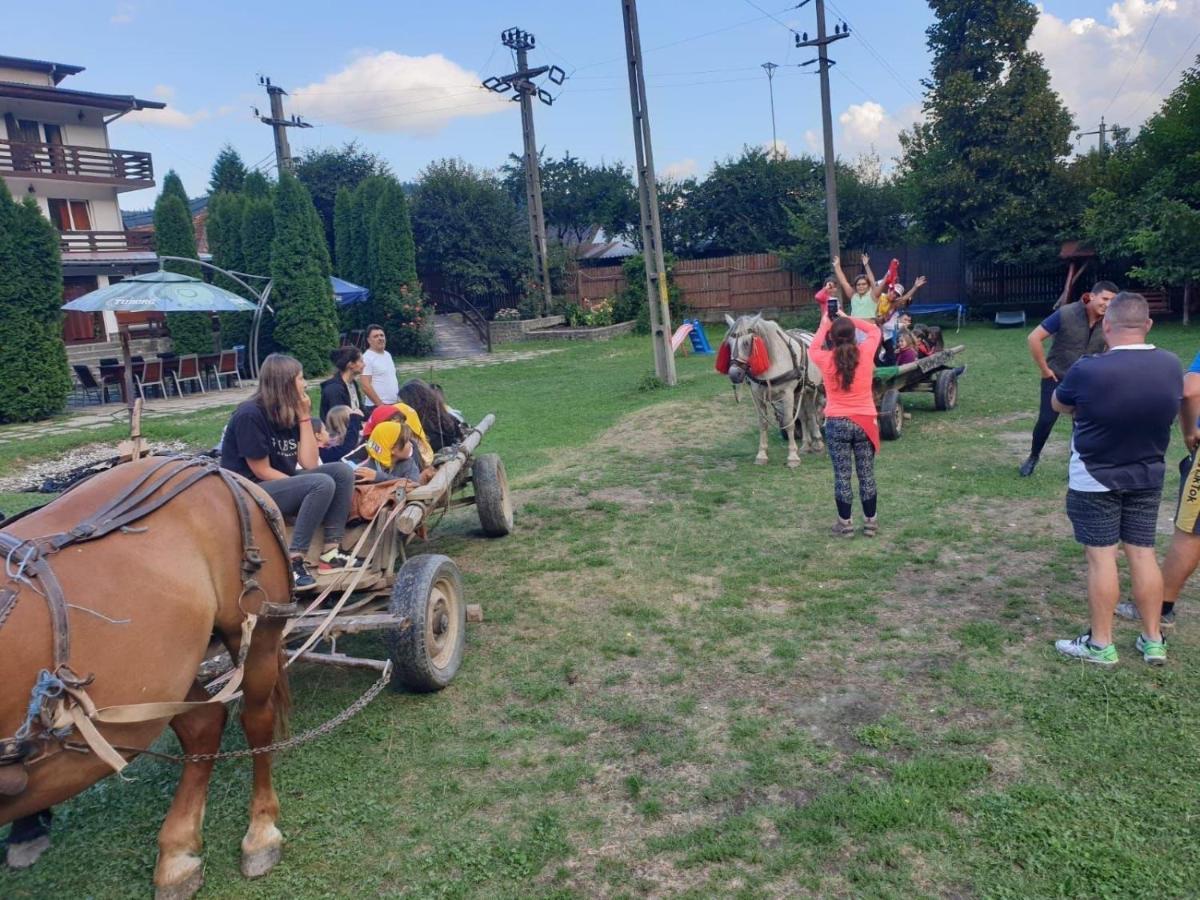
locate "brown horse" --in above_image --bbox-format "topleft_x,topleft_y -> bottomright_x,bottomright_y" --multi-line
0,457 -> 294,899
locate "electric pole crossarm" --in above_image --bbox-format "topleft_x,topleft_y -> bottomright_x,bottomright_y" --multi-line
255,75 -> 311,174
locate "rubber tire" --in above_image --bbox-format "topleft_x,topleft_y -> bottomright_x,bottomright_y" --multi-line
473,453 -> 513,537
934,370 -> 958,411
879,389 -> 903,441
386,554 -> 465,692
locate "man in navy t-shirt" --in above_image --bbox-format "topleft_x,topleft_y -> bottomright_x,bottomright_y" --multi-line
1116,350 -> 1200,631
1051,292 -> 1182,666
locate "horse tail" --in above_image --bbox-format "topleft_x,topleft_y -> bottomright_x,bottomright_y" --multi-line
272,646 -> 292,740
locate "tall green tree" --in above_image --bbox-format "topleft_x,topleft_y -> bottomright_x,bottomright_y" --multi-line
899,0 -> 1074,264
412,158 -> 530,302
503,151 -> 640,247
333,186 -> 354,278
242,170 -> 272,198
240,194 -> 275,351
154,188 -> 210,354
352,175 -> 388,291
295,141 -> 391,253
365,177 -> 426,352
209,145 -> 247,195
161,169 -> 191,209
0,180 -> 71,422
208,191 -> 252,347
269,172 -> 338,373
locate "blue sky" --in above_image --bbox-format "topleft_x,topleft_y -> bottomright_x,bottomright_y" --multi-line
12,0 -> 1200,209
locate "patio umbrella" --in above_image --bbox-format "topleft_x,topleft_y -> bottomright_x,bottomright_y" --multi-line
63,271 -> 258,419
331,275 -> 370,307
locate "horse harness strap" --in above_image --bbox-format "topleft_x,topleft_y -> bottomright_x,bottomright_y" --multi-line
0,456 -> 291,776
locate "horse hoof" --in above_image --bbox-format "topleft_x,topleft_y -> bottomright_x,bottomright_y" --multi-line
5,835 -> 50,870
154,858 -> 203,900
754,457 -> 768,466
786,458 -> 800,469
242,843 -> 282,879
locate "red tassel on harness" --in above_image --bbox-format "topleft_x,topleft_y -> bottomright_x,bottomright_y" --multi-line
715,341 -> 731,374
748,336 -> 770,376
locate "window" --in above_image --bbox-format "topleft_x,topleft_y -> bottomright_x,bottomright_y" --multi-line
47,199 -> 92,232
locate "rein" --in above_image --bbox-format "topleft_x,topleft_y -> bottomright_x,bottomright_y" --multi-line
0,456 -> 293,776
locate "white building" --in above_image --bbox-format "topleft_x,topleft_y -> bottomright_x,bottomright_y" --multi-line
0,54 -> 164,350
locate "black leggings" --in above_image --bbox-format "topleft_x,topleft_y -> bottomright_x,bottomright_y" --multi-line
825,417 -> 878,520
1030,376 -> 1060,458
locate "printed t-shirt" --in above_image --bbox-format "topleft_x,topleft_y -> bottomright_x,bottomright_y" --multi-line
220,401 -> 299,482
1054,345 -> 1182,492
362,348 -> 399,404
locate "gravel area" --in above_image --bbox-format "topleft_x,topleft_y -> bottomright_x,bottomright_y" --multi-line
0,440 -> 191,493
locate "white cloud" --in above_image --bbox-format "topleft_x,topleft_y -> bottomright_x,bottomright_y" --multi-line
803,129 -> 821,153
291,51 -> 510,135
1031,0 -> 1197,135
111,2 -> 135,24
660,158 -> 698,181
125,85 -> 211,129
835,101 -> 923,164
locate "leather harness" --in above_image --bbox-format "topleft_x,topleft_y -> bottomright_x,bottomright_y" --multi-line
0,456 -> 292,781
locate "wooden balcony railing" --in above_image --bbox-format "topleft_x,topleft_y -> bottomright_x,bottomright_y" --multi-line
60,230 -> 156,254
0,139 -> 154,186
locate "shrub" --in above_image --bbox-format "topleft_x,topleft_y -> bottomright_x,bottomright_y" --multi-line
614,254 -> 686,334
494,307 -> 522,321
0,181 -> 71,422
154,189 -> 211,355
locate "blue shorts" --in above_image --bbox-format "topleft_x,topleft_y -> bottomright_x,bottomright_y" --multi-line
1066,488 -> 1161,548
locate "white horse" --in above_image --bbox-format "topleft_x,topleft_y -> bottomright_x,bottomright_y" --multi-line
722,313 -> 825,468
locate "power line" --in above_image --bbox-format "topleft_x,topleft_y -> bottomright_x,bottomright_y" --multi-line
824,0 -> 924,105
739,0 -> 798,35
1102,6 -> 1163,118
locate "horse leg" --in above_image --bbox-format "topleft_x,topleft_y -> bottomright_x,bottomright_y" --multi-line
153,682 -> 227,900
783,389 -> 801,468
237,618 -> 288,880
805,388 -> 825,453
754,390 -> 770,465
4,809 -> 53,870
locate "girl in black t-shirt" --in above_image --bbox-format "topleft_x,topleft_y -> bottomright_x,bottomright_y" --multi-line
219,353 -> 358,590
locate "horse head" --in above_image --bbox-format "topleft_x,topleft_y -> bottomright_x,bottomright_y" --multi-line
722,313 -> 765,385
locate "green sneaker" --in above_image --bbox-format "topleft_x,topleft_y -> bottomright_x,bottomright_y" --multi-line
1135,633 -> 1167,666
1055,632 -> 1118,666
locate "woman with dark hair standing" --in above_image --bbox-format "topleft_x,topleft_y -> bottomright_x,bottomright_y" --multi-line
220,353 -> 358,589
808,307 -> 883,537
320,347 -> 365,419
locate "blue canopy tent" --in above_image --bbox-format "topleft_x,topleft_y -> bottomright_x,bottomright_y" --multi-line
331,276 -> 369,307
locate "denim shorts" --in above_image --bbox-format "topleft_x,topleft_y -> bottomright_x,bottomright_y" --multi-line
1066,488 -> 1161,548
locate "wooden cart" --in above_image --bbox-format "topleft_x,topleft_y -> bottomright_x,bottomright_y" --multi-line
873,346 -> 966,440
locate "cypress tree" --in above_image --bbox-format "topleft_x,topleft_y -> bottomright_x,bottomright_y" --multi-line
333,186 -> 353,278
270,172 -> 338,374
0,181 -> 71,422
241,195 -> 276,352
154,190 -> 210,354
366,178 -> 427,355
242,170 -> 271,199
209,192 -> 252,347
161,170 -> 190,209
209,145 -> 247,195
354,176 -> 387,291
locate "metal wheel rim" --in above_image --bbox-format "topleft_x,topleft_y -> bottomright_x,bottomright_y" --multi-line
425,577 -> 460,670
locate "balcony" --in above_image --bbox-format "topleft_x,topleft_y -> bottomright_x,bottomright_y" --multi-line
0,139 -> 153,187
60,229 -> 155,255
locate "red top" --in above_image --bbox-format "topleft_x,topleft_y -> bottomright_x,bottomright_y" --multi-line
809,315 -> 881,418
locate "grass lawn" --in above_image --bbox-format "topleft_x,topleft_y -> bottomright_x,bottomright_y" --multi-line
2,321 -> 1200,898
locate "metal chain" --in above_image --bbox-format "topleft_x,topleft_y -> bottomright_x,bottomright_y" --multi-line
153,663 -> 391,764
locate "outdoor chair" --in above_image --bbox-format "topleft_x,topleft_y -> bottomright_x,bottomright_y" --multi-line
72,364 -> 110,405
135,359 -> 171,401
212,349 -> 243,389
173,354 -> 206,395
993,311 -> 1026,328
98,357 -> 120,367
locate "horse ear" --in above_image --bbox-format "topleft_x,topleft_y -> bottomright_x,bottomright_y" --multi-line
724,314 -> 736,328
750,313 -> 763,327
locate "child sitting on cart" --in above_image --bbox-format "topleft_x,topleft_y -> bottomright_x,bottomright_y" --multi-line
344,420 -> 434,487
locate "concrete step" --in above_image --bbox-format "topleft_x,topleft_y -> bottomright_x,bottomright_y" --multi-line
432,313 -> 486,359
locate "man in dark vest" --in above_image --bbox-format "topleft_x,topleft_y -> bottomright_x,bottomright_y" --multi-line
1019,281 -> 1118,476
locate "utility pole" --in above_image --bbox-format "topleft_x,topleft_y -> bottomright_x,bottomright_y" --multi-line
1079,116 -> 1109,157
622,0 -> 677,385
796,1 -> 850,264
482,29 -> 565,317
762,62 -> 780,159
254,75 -> 311,174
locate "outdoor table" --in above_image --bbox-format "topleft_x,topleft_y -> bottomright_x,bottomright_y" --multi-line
99,363 -> 129,403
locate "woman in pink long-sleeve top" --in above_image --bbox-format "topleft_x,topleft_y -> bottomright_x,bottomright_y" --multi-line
809,308 -> 882,537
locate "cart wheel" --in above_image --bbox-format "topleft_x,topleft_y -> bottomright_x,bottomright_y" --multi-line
473,453 -> 513,537
934,370 -> 958,411
879,389 -> 903,440
386,554 -> 465,692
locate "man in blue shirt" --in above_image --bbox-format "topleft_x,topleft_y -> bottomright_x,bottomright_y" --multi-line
1116,350 -> 1200,631
1019,281 -> 1117,476
1051,292 -> 1182,666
